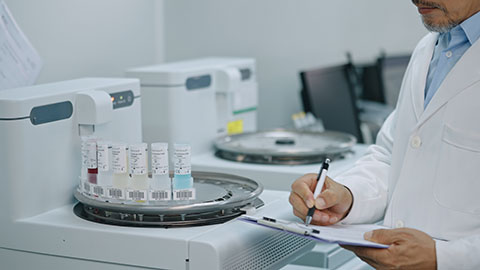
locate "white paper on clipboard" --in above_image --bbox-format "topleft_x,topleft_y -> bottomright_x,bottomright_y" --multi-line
240,215 -> 389,249
0,0 -> 42,91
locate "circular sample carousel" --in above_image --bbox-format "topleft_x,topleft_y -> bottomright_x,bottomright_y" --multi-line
74,171 -> 263,228
214,129 -> 356,165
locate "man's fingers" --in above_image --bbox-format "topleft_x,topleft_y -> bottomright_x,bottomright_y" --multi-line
292,209 -> 327,224
292,207 -> 337,225
293,209 -> 305,220
289,192 -> 309,216
364,229 -> 406,245
312,210 -> 337,225
291,174 -> 317,208
315,189 -> 339,210
342,245 -> 391,266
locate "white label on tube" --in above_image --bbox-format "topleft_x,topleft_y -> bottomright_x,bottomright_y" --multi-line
86,140 -> 97,169
126,189 -> 147,201
83,181 -> 91,195
173,188 -> 196,200
149,190 -> 171,201
93,185 -> 105,197
112,145 -> 127,174
97,144 -> 110,172
107,187 -> 125,200
152,143 -> 169,175
174,144 -> 191,175
81,139 -> 88,167
129,144 -> 147,175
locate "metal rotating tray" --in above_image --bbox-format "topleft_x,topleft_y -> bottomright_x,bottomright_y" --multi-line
214,129 -> 356,165
74,171 -> 264,227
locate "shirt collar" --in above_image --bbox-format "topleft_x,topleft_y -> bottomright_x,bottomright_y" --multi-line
460,11 -> 480,45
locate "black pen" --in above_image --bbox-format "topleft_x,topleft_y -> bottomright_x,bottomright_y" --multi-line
305,158 -> 330,226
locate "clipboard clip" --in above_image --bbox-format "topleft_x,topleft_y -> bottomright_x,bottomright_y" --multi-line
258,216 -> 320,236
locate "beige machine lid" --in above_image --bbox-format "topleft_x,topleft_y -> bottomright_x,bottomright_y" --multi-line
214,129 -> 356,165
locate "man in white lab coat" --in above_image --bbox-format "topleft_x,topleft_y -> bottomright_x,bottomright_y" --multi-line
289,0 -> 480,269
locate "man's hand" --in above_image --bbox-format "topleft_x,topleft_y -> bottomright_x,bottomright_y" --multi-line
289,173 -> 353,225
342,228 -> 437,270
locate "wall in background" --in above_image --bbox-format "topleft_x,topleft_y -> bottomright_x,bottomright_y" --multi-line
153,0 -> 165,63
163,0 -> 428,129
4,0 -> 160,84
3,0 -> 428,129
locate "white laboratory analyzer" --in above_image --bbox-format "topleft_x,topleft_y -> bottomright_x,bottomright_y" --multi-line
127,58 -> 372,269
126,57 -> 258,155
0,78 -> 318,270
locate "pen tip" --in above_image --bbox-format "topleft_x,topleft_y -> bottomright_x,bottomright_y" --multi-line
305,216 -> 312,226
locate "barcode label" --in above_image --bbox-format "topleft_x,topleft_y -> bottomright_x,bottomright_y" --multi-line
93,185 -> 105,196
83,182 -> 91,194
149,190 -> 171,201
107,188 -> 125,200
126,190 -> 147,201
173,188 -> 196,200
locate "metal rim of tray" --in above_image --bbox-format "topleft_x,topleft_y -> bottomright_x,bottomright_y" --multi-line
214,129 -> 356,165
74,171 -> 263,215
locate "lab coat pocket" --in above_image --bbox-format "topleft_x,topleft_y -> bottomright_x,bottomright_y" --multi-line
433,124 -> 480,215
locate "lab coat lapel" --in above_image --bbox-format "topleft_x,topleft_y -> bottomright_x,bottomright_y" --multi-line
409,33 -> 438,121
417,36 -> 480,126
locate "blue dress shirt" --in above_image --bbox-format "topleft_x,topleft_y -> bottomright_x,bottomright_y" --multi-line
424,11 -> 480,108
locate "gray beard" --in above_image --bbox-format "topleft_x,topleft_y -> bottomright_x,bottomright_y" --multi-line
421,16 -> 459,33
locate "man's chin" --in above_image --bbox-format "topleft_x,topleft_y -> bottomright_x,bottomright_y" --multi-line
422,17 -> 457,33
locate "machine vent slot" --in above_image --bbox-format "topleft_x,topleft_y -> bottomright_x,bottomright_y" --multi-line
223,231 -> 314,270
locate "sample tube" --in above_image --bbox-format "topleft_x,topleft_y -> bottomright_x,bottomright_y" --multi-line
151,143 -> 171,190
97,141 -> 113,195
112,144 -> 129,189
85,138 -> 98,184
80,137 -> 88,182
80,136 -> 91,194
129,143 -> 149,190
173,143 -> 193,190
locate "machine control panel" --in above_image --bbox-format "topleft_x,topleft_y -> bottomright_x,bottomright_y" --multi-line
110,90 -> 134,109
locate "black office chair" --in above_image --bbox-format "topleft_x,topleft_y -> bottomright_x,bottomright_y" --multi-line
300,63 -> 364,143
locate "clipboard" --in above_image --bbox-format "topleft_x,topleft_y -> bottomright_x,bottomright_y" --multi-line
240,215 -> 389,249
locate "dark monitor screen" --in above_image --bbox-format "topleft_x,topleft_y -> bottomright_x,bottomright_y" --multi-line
361,64 -> 384,103
361,54 -> 410,106
380,55 -> 410,106
300,64 -> 363,142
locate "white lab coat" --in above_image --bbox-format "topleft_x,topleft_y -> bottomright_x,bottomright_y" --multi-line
335,32 -> 480,270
